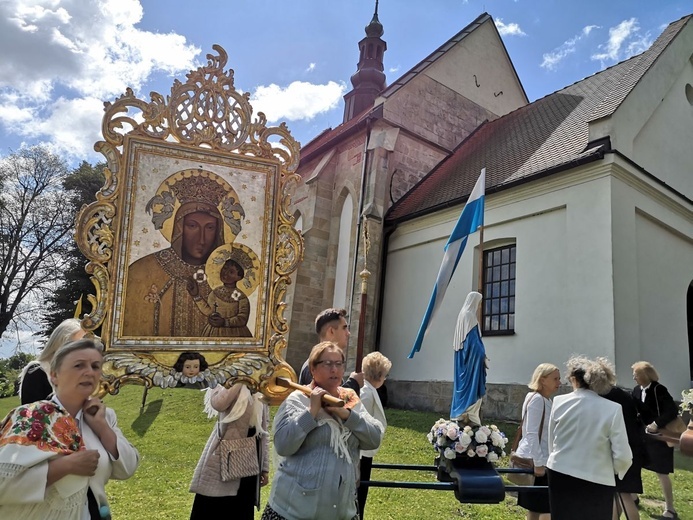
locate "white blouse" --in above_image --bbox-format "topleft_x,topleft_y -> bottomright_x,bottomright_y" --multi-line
514,392 -> 551,467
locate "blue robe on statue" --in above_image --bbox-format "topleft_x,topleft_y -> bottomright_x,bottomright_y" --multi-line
450,291 -> 487,422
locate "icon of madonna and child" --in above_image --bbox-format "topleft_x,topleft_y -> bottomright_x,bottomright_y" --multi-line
121,169 -> 261,339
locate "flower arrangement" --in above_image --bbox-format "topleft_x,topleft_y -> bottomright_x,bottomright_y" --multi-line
427,418 -> 508,464
681,389 -> 693,414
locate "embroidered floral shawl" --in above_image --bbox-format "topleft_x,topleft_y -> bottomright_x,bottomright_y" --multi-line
0,400 -> 83,453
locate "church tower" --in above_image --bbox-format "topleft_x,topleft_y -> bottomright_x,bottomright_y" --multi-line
342,1 -> 387,123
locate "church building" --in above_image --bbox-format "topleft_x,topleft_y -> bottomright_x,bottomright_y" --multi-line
286,7 -> 693,418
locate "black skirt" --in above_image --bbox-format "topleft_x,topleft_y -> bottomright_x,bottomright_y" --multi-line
517,473 -> 550,513
643,435 -> 674,474
547,469 -> 615,520
616,460 -> 643,493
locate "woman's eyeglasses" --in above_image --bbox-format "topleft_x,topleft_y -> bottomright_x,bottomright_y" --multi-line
316,360 -> 344,369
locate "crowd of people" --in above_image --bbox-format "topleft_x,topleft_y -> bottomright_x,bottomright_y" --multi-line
516,357 -> 681,520
0,312 -> 685,520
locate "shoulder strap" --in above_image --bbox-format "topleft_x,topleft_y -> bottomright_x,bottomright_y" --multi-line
512,392 -> 540,451
653,384 -> 661,417
538,398 -> 546,441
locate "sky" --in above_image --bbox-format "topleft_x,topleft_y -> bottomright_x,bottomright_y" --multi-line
1,0 -> 691,356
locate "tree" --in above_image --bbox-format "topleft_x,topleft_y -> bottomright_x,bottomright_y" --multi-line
42,161 -> 106,334
0,351 -> 35,397
0,146 -> 74,339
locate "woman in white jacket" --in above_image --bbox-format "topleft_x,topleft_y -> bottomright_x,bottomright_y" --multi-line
546,356 -> 632,520
357,352 -> 391,519
515,363 -> 561,520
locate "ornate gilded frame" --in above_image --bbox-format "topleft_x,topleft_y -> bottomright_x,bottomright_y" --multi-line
75,46 -> 302,402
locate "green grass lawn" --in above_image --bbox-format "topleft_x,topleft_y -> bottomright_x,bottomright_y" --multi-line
1,386 -> 692,519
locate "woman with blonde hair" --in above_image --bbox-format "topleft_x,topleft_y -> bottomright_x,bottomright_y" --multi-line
358,351 -> 391,518
631,361 -> 679,519
514,363 -> 561,520
19,318 -> 86,404
547,356 -> 632,520
189,382 -> 270,519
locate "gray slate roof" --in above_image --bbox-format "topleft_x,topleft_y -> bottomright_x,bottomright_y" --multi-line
386,15 -> 691,222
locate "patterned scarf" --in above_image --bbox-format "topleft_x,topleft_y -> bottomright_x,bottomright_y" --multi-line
0,400 -> 83,454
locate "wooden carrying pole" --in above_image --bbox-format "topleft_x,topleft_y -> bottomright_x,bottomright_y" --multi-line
276,377 -> 345,407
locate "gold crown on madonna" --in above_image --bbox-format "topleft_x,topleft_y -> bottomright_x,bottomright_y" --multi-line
169,174 -> 228,207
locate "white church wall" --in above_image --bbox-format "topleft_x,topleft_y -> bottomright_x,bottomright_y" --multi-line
380,168 -> 619,386
635,212 -> 693,395
610,165 -> 693,395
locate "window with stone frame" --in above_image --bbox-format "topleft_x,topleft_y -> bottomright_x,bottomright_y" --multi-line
482,244 -> 516,335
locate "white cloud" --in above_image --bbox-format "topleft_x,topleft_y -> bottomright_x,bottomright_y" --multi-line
495,19 -> 526,37
389,66 -> 400,74
541,24 -> 600,71
306,63 -> 316,73
591,18 -> 652,65
250,80 -> 347,122
0,0 -> 201,162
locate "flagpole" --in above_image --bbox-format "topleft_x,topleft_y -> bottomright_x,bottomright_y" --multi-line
408,168 -> 485,358
476,225 -> 484,323
476,169 -> 486,323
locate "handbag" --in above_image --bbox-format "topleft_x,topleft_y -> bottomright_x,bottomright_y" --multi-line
508,393 -> 545,486
217,422 -> 259,481
653,384 -> 686,446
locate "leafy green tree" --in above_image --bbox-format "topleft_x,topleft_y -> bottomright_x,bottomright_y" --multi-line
0,146 -> 73,339
42,161 -> 106,334
0,351 -> 35,397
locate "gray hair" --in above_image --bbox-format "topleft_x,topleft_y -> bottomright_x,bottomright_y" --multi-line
565,355 -> 616,395
50,338 -> 103,374
39,319 -> 84,363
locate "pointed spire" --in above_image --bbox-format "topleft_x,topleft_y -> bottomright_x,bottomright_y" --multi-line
366,0 -> 383,37
343,1 -> 387,122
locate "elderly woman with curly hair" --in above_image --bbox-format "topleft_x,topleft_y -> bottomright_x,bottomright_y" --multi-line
546,356 -> 632,520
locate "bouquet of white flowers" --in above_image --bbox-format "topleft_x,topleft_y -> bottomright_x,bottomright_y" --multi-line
681,389 -> 693,414
427,418 -> 508,464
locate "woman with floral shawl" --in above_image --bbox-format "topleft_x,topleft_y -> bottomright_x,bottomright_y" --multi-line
0,339 -> 139,520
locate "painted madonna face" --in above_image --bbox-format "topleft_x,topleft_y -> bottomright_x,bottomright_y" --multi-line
182,211 -> 219,264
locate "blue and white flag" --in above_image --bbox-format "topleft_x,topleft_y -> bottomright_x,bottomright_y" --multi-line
408,168 -> 485,358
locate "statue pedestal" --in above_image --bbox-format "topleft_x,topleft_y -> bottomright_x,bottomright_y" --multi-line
435,456 -> 505,504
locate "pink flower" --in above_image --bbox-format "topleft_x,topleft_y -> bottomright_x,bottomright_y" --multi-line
476,444 -> 489,457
